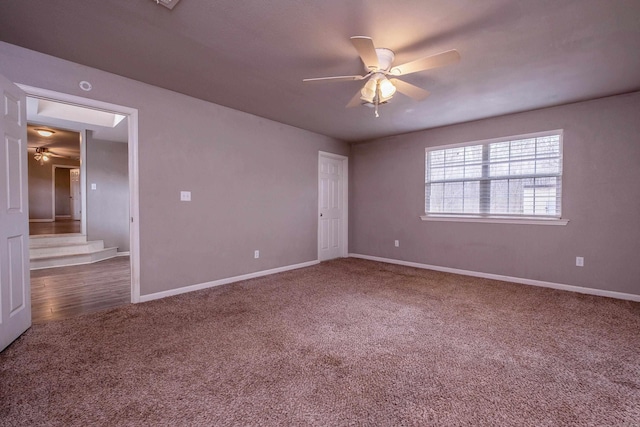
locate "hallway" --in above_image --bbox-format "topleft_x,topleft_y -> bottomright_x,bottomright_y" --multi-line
29,219 -> 81,235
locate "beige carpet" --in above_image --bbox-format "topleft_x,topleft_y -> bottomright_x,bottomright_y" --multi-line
1,258 -> 639,426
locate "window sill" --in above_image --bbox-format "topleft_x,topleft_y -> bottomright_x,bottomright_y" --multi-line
420,215 -> 570,226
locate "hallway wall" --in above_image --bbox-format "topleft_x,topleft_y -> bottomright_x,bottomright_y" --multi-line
86,133 -> 130,252
1,42 -> 349,297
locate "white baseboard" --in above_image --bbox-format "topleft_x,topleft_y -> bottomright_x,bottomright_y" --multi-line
29,219 -> 54,223
55,215 -> 71,219
139,260 -> 320,303
349,253 -> 640,302
116,251 -> 130,257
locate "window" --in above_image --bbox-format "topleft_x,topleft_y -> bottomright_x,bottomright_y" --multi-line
424,130 -> 564,223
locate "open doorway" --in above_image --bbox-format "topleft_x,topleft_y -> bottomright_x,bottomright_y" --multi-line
51,165 -> 81,233
53,166 -> 78,220
27,123 -> 83,236
19,84 -> 140,322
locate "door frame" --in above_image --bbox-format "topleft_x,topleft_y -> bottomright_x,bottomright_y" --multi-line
17,84 -> 141,303
317,151 -> 349,260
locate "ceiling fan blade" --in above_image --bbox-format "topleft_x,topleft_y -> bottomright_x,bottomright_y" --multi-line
390,79 -> 430,101
346,89 -> 364,108
303,75 -> 366,83
39,148 -> 67,158
350,36 -> 379,70
390,49 -> 460,76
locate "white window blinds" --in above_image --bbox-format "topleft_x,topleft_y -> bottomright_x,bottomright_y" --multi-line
425,130 -> 563,219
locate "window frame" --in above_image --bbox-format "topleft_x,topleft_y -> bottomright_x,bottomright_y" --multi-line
421,129 -> 569,226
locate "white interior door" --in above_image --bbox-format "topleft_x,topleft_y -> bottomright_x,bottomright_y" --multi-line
0,74 -> 31,352
70,168 -> 81,220
318,152 -> 348,261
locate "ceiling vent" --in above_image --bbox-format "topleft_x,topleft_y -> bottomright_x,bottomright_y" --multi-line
153,0 -> 181,10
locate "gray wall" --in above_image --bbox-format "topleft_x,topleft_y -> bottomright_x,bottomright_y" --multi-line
86,133 -> 129,252
27,153 -> 80,220
350,92 -> 640,296
0,42 -> 349,296
54,167 -> 71,216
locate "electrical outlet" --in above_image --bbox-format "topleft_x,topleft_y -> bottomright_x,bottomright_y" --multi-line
254,250 -> 260,259
180,191 -> 191,201
576,256 -> 584,267
394,240 -> 399,247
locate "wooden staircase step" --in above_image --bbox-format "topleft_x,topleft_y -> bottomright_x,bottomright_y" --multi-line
29,234 -> 118,270
30,247 -> 119,270
30,240 -> 105,257
30,233 -> 86,247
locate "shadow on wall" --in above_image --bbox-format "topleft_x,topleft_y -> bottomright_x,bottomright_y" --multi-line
86,130 -> 130,253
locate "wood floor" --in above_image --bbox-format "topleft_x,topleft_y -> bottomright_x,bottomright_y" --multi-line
30,256 -> 130,323
30,219 -> 81,235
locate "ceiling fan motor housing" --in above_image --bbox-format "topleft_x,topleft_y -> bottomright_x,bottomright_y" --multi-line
369,48 -> 395,72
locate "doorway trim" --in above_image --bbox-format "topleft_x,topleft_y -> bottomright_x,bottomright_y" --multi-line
317,151 -> 348,260
17,84 -> 141,303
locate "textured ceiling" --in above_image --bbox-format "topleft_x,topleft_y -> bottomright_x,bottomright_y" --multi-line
27,124 -> 80,159
1,0 -> 639,142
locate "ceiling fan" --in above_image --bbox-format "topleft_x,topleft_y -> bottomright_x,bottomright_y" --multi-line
303,36 -> 460,117
33,147 -> 66,165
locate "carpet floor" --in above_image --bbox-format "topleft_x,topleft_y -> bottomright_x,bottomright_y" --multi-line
1,258 -> 639,426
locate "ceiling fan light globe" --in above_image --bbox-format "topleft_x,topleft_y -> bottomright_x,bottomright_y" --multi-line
360,94 -> 375,103
379,78 -> 397,99
360,79 -> 377,103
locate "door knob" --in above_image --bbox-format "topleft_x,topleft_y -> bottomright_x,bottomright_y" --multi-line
320,213 -> 323,217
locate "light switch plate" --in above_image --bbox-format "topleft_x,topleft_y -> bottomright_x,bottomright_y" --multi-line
180,191 -> 191,201
91,183 -> 97,190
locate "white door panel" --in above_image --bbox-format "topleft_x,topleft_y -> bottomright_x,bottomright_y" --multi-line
318,152 -> 347,261
0,73 -> 30,352
70,168 -> 81,220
